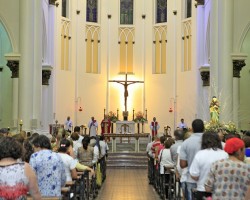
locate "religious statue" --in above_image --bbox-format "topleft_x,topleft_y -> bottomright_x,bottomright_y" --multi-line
210,96 -> 220,123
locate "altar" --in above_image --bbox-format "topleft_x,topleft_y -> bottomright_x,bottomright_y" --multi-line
116,121 -> 135,134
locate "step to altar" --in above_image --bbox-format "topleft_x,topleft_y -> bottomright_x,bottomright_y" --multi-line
107,152 -> 148,169
107,136 -> 149,152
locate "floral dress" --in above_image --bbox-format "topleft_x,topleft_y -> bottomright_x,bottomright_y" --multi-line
29,150 -> 66,197
0,162 -> 28,200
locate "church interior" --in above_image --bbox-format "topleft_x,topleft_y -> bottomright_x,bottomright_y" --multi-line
1,0 -> 250,199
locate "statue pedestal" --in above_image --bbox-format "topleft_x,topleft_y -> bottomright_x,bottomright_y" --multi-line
116,121 -> 135,134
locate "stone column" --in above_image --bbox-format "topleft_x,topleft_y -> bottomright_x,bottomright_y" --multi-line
32,0 -> 43,130
42,66 -> 52,131
231,54 -> 247,127
5,53 -> 21,130
217,0 -> 234,122
19,0 -> 43,131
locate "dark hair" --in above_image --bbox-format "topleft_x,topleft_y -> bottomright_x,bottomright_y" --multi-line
82,136 -> 90,150
201,131 -> 222,150
58,139 -> 71,153
164,137 -> 175,149
174,129 -> 184,140
22,139 -> 34,162
71,132 -> 79,141
160,136 -> 165,144
192,119 -> 204,133
243,136 -> 250,148
74,126 -> 80,132
224,133 -> 240,141
100,135 -> 104,141
0,137 -> 23,159
32,135 -> 52,150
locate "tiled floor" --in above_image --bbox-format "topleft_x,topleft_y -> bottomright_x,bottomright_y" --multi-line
96,168 -> 161,200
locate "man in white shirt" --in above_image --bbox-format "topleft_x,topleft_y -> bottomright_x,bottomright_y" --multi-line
177,118 -> 187,130
65,116 -> 73,133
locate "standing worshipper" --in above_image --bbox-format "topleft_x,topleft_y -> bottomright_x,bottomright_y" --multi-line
150,117 -> 160,138
65,116 -> 73,133
29,135 -> 66,197
205,137 -> 250,200
189,131 -> 228,200
88,116 -> 98,137
0,137 -> 41,200
179,119 -> 204,200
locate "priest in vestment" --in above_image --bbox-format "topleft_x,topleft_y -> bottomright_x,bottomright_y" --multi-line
101,115 -> 111,141
88,117 -> 98,137
150,117 -> 160,137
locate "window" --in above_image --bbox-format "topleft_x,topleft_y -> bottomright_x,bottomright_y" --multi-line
61,18 -> 71,70
85,25 -> 100,73
156,0 -> 167,23
120,0 -> 134,25
182,20 -> 192,71
119,28 -> 134,73
153,26 -> 167,74
86,0 -> 98,23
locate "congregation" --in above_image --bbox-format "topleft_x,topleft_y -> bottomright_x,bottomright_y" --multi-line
0,125 -> 109,200
147,119 -> 250,200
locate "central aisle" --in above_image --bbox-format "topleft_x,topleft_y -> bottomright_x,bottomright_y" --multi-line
96,168 -> 161,200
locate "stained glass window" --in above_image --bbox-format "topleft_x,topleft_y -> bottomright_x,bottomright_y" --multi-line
156,0 -> 167,23
120,0 -> 133,25
186,0 -> 192,18
87,0 -> 98,23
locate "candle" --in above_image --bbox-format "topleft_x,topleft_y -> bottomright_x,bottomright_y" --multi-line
20,120 -> 23,125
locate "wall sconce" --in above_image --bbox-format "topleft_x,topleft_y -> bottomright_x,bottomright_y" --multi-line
169,98 -> 174,113
77,97 -> 83,112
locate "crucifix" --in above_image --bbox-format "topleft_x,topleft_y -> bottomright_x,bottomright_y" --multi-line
109,74 -> 144,120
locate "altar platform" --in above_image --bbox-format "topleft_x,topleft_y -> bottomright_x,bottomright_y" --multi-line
104,133 -> 150,153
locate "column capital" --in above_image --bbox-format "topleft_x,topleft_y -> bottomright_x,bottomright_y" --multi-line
199,65 -> 210,86
195,0 -> 205,5
231,53 -> 248,78
42,65 -> 53,85
6,60 -> 19,78
5,53 -> 21,78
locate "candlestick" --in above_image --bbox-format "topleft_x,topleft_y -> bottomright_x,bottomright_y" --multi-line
104,108 -> 106,118
133,109 -> 135,120
145,109 -> 147,120
117,109 -> 119,120
20,119 -> 23,125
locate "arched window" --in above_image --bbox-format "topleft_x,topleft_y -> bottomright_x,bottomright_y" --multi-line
119,28 -> 135,73
61,18 -> 71,71
156,0 -> 167,23
86,0 -> 98,23
85,25 -> 100,73
153,26 -> 167,74
120,0 -> 134,25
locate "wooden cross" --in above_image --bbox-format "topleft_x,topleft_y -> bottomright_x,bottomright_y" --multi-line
109,74 -> 144,112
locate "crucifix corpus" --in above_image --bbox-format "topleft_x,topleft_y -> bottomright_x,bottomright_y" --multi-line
109,74 -> 144,120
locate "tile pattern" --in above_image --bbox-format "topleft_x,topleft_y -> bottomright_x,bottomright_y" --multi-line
96,168 -> 161,200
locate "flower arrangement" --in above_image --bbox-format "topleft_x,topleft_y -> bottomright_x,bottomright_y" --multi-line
108,111 -> 118,122
133,111 -> 147,123
204,121 -> 237,134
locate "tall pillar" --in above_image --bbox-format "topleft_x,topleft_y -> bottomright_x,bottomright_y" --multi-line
32,0 -> 43,130
217,0 -> 234,122
0,66 -> 3,127
210,0 -> 219,95
42,66 -> 52,131
5,53 -> 21,130
231,54 -> 247,127
19,0 -> 35,131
